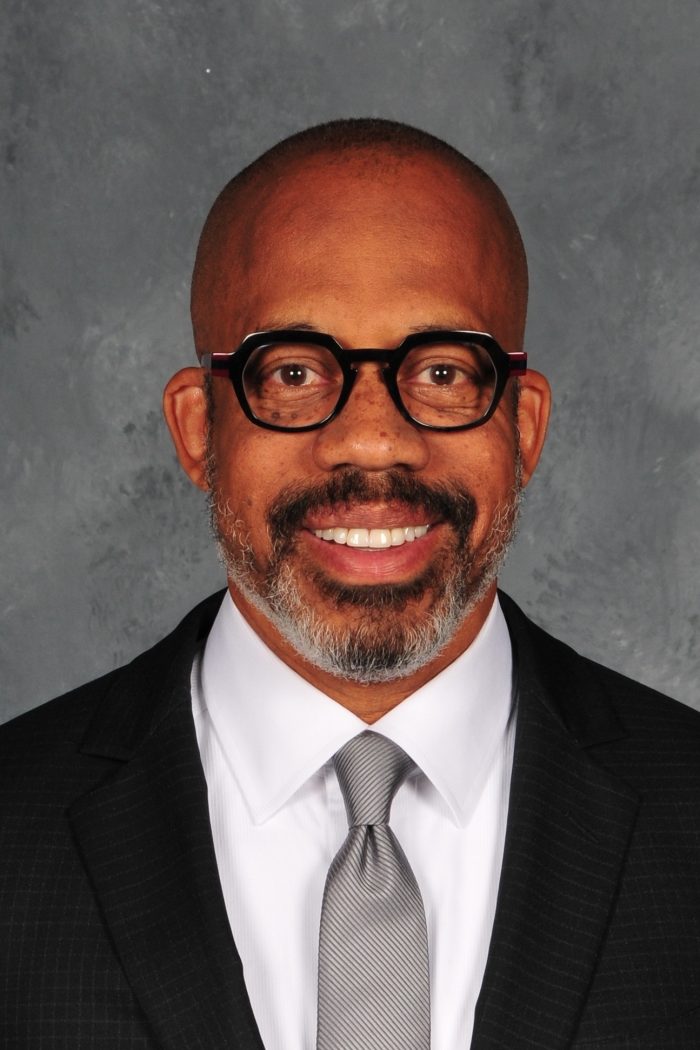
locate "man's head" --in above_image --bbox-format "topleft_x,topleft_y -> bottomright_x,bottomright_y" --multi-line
190,120 -> 530,356
164,119 -> 550,712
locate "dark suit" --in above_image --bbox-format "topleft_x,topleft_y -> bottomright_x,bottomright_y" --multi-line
2,590 -> 700,1049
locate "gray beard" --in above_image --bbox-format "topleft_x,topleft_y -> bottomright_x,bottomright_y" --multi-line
206,451 -> 522,685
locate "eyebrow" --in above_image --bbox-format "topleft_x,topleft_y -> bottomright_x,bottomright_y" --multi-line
252,319 -> 479,337
406,321 -> 476,334
252,319 -> 318,332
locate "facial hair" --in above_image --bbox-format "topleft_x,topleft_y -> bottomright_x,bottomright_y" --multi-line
206,443 -> 522,684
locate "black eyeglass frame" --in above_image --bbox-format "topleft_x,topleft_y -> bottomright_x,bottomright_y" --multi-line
201,329 -> 527,433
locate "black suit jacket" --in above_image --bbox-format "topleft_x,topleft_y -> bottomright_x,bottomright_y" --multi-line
2,590 -> 700,1049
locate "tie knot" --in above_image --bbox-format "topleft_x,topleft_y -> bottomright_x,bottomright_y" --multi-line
333,731 -> 414,827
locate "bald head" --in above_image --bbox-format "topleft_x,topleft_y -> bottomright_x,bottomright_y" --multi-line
191,118 -> 529,355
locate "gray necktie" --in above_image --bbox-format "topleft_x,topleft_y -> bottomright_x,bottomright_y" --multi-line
317,731 -> 431,1050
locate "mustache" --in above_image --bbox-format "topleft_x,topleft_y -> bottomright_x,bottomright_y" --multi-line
266,468 -> 478,555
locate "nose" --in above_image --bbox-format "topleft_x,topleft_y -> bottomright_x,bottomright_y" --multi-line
311,365 -> 430,472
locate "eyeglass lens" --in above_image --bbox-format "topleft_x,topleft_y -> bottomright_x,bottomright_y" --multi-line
241,338 -> 498,429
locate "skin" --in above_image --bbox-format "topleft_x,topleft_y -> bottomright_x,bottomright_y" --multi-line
164,150 -> 551,722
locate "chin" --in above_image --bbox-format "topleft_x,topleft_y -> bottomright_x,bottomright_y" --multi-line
230,551 -> 497,684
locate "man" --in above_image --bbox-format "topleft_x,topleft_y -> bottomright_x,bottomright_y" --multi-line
2,119 -> 699,1049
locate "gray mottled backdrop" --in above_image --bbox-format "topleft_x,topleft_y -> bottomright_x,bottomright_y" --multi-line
2,0 -> 699,721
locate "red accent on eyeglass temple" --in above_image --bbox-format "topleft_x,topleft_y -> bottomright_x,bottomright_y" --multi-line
509,351 -> 527,374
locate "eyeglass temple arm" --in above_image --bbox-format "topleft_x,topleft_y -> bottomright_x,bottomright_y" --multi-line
508,351 -> 527,375
200,353 -> 231,377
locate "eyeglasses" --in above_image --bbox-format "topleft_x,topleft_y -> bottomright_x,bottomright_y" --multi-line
201,329 -> 526,433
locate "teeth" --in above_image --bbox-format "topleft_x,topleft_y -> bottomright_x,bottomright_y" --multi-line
369,528 -> 391,549
313,524 -> 430,548
347,528 -> 369,547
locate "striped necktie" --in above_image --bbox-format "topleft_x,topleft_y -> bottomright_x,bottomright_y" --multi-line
317,730 -> 431,1049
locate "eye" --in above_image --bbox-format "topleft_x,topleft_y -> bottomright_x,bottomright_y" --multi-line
418,362 -> 470,386
272,362 -> 317,387
395,341 -> 497,426
407,354 -> 484,389
242,343 -> 344,426
244,345 -> 338,392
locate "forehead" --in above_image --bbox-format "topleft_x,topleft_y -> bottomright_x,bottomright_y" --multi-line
201,151 -> 523,350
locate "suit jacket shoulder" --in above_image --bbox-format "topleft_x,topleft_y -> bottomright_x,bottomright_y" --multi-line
499,589 -> 700,790
0,589 -> 266,1050
473,592 -> 700,1050
0,590 -> 225,788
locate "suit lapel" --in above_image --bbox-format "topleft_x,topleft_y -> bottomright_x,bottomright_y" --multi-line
69,593 -> 265,1050
471,596 -> 640,1050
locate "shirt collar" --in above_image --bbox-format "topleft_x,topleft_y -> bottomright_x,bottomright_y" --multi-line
200,592 -> 514,827
373,597 -> 514,825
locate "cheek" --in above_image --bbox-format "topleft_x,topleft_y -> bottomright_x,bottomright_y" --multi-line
212,420 -> 309,531
445,425 -> 519,530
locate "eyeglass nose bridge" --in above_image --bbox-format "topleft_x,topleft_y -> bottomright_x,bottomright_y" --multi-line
345,348 -> 395,363
344,347 -> 397,376
335,346 -> 417,428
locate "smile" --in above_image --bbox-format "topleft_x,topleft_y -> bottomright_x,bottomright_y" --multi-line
311,525 -> 430,549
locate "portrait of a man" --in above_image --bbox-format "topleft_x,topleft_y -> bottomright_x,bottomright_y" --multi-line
2,116 -> 700,1048
2,5 -> 699,1049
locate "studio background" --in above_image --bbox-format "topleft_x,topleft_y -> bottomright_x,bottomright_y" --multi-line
2,0 -> 698,722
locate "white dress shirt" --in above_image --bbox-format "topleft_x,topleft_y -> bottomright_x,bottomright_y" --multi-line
191,592 -> 516,1050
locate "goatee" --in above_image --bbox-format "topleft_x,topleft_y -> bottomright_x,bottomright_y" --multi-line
207,460 -> 522,684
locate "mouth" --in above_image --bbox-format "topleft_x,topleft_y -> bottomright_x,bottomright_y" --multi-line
265,472 -> 477,591
297,508 -> 443,586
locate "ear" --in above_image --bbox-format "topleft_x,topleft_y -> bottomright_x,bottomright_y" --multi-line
514,369 -> 551,487
163,367 -> 210,491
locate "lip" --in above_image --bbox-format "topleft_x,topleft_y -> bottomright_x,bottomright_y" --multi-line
303,501 -> 441,532
300,521 -> 444,583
